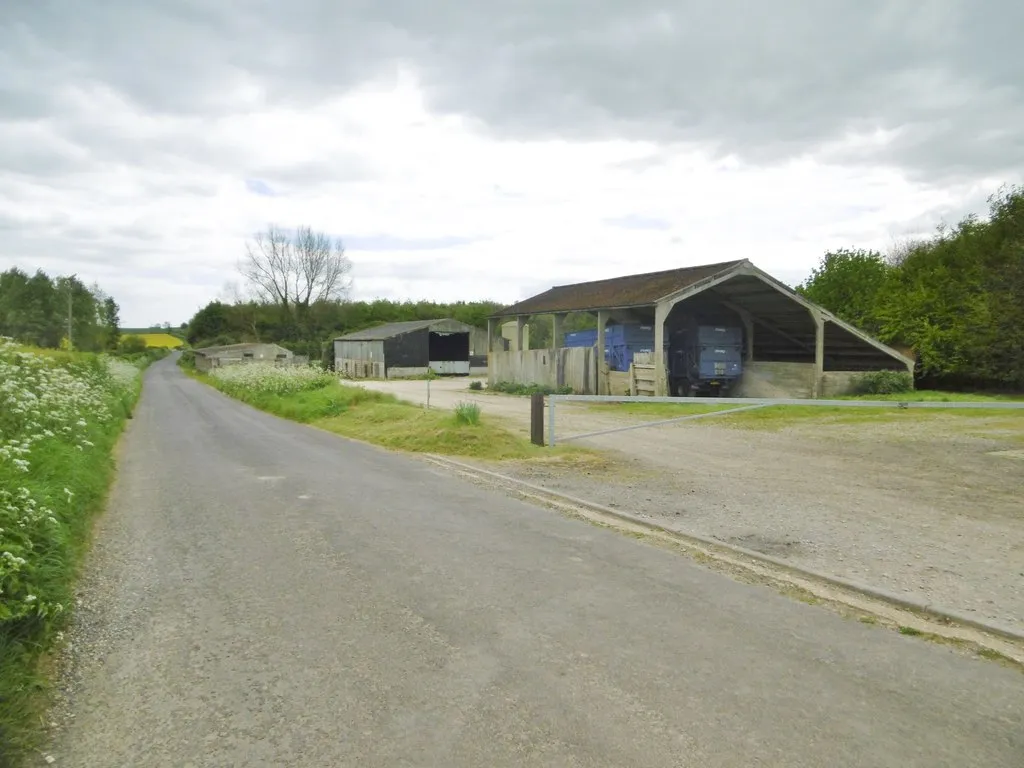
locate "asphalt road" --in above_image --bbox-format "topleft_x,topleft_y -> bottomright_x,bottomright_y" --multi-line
54,359 -> 1024,767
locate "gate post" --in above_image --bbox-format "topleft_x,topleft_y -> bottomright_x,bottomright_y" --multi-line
530,392 -> 545,446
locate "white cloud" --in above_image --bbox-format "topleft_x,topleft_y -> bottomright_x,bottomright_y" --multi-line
1,2 -> 1019,325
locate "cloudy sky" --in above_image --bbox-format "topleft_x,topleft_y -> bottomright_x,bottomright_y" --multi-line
2,1 -> 1021,326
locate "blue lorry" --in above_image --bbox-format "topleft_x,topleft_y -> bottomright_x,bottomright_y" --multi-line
564,320 -> 745,397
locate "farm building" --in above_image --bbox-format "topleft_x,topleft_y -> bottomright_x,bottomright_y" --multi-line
334,319 -> 476,379
486,259 -> 914,398
193,342 -> 297,372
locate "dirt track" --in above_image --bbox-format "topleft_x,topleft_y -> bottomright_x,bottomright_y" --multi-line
357,377 -> 1024,632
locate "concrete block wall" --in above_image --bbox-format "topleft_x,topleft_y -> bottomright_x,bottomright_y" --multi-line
820,371 -> 864,398
734,364 -> 889,399
733,362 -> 815,399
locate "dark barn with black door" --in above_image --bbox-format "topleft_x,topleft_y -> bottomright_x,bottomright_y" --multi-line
334,319 -> 474,378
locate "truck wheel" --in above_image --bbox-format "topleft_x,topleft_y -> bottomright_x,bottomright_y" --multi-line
674,379 -> 692,397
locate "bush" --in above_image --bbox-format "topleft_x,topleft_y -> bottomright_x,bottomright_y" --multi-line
454,401 -> 481,425
854,370 -> 915,395
489,380 -> 573,396
118,334 -> 148,355
468,380 -> 484,391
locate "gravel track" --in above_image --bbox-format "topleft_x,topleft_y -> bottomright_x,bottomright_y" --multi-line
359,378 -> 1024,632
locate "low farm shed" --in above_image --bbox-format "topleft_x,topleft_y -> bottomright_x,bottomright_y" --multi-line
334,319 -> 473,379
193,342 -> 296,372
486,259 -> 915,398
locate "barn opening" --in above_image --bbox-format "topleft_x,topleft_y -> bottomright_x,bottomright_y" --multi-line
429,331 -> 470,372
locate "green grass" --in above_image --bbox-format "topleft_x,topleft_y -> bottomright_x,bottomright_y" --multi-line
0,353 -> 140,767
454,402 -> 482,425
585,390 -> 1024,431
841,390 -> 1024,403
200,375 -> 578,462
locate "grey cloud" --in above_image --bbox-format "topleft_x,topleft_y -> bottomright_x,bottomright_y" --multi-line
251,157 -> 376,187
3,0 -> 1022,323
4,1 -> 1022,184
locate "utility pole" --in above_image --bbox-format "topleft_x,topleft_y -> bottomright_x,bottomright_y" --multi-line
66,285 -> 73,351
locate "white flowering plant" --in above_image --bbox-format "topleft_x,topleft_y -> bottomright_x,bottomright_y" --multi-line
210,361 -> 334,396
0,339 -> 140,625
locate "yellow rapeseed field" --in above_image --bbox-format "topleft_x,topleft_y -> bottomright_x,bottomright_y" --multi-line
137,333 -> 184,348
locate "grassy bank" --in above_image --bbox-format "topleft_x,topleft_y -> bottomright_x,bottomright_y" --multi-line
584,390 -> 1024,431
0,341 -> 144,766
197,362 -> 576,462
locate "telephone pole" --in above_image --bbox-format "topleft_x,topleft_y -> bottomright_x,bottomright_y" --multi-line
67,286 -> 73,351
59,276 -> 75,351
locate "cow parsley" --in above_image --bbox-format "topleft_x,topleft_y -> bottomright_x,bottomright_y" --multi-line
0,338 -> 141,623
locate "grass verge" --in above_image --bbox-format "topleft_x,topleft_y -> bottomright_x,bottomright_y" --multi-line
585,390 -> 1024,431
198,372 -> 585,462
1,346 -> 143,767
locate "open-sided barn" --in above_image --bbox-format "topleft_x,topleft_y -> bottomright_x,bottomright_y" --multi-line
334,319 -> 475,379
486,259 -> 914,398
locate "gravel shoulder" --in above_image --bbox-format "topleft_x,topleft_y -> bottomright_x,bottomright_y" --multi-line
359,377 -> 1024,633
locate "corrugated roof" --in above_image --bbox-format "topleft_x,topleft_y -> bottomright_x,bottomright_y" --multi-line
194,342 -> 289,355
334,318 -> 471,341
492,259 -> 746,317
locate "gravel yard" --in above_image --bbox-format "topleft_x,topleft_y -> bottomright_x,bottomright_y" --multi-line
357,377 -> 1024,632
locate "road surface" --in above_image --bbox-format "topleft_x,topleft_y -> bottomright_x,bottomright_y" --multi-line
53,359 -> 1024,766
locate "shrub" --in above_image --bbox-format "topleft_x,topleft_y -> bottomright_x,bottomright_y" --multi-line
489,381 -> 573,396
854,370 -> 915,395
118,334 -> 148,355
454,401 -> 481,425
468,380 -> 484,391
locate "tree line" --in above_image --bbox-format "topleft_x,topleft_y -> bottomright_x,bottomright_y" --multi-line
798,185 -> 1023,390
187,296 -> 504,358
0,268 -> 121,352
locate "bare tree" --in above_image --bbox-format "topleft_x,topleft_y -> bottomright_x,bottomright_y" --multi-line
239,224 -> 352,317
218,279 -> 263,340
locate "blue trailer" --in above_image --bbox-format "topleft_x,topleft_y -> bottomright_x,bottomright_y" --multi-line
668,323 -> 744,396
565,320 -> 744,396
564,323 -> 655,372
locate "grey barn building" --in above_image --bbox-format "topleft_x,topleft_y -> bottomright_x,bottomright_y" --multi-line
193,342 -> 297,372
334,319 -> 475,379
486,259 -> 914,398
